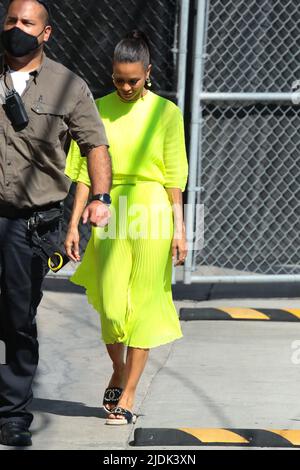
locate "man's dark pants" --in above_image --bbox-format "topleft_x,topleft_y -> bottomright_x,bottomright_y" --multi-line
0,211 -> 61,428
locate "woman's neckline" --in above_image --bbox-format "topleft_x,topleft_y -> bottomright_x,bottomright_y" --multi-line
116,89 -> 151,104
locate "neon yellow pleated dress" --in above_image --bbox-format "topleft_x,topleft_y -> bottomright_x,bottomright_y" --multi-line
65,90 -> 188,348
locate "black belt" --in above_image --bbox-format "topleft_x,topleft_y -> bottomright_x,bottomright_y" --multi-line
0,201 -> 63,219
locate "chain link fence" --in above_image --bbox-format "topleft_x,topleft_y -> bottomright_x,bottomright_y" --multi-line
0,0 -> 181,260
197,102 -> 300,275
203,0 -> 300,93
186,0 -> 300,280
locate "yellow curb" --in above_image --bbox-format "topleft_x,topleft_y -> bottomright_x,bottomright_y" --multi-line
218,307 -> 270,320
270,430 -> 300,445
180,428 -> 249,444
282,309 -> 300,320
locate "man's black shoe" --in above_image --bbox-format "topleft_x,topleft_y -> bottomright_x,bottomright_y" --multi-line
0,422 -> 32,447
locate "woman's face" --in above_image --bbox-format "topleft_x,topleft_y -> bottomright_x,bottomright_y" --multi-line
113,61 -> 151,102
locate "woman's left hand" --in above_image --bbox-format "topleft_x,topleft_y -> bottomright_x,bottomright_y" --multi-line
172,224 -> 188,266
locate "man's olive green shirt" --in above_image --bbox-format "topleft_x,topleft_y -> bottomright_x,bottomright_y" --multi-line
0,54 -> 109,209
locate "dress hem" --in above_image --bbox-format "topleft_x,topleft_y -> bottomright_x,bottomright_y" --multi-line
69,277 -> 183,349
102,334 -> 183,350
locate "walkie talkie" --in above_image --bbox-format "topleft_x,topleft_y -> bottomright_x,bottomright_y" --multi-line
5,89 -> 29,130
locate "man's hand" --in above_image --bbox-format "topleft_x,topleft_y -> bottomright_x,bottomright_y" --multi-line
65,226 -> 81,262
82,200 -> 111,227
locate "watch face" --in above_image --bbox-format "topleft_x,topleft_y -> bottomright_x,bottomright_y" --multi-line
102,193 -> 111,205
92,193 -> 111,204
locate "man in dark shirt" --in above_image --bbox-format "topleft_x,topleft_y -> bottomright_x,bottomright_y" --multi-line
0,0 -> 112,446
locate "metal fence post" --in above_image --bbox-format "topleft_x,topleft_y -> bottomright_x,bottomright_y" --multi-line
184,0 -> 208,284
177,0 -> 190,113
172,0 -> 190,285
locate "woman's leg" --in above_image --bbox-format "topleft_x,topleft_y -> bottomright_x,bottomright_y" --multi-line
105,343 -> 126,411
108,347 -> 149,419
106,343 -> 126,386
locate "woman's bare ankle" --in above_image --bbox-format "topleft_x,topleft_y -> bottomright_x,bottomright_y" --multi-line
108,363 -> 126,389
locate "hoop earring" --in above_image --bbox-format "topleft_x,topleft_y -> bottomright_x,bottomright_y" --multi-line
146,77 -> 152,88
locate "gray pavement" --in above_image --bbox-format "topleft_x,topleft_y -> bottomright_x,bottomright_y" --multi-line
1,292 -> 300,450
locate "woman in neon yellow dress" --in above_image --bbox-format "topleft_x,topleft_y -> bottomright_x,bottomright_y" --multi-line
65,31 -> 188,425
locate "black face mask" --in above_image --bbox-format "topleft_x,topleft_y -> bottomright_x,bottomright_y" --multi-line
1,27 -> 45,58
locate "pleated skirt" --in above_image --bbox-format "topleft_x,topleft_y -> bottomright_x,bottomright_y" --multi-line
70,181 -> 183,348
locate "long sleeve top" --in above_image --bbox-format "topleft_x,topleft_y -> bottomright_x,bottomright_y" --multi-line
65,90 -> 188,192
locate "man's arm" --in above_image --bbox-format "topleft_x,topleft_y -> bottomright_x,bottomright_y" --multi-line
83,145 -> 112,226
67,77 -> 112,227
87,145 -> 112,195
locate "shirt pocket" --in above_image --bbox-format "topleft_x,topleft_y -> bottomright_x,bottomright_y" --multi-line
29,101 -> 67,143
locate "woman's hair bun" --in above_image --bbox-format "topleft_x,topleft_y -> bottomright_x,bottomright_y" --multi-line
114,30 -> 151,69
125,30 -> 151,50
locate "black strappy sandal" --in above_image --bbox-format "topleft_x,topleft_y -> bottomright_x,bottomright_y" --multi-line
106,406 -> 137,425
102,387 -> 123,413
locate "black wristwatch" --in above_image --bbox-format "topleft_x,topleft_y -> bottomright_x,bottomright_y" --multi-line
91,193 -> 112,206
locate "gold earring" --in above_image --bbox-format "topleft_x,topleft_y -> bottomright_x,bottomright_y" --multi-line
146,77 -> 152,88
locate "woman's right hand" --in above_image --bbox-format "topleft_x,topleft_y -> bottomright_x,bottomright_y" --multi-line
64,226 -> 81,262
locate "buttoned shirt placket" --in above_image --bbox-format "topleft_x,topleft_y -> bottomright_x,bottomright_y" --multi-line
0,57 -> 43,205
